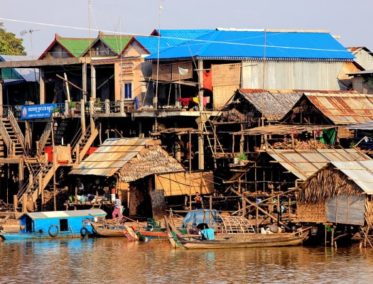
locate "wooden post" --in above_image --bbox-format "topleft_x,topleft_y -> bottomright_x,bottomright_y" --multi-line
240,124 -> 244,153
39,69 -> 45,104
324,224 -> 327,247
51,121 -> 57,211
13,195 -> 18,212
18,159 -> 24,193
197,117 -> 205,170
0,80 -> 3,116
242,193 -> 246,217
197,60 -> 204,112
82,63 -> 87,102
209,195 -> 212,210
90,64 -> 96,101
63,73 -> 71,102
188,131 -> 192,173
80,99 -> 86,134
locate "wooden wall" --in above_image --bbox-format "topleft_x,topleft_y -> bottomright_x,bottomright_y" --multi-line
155,171 -> 214,196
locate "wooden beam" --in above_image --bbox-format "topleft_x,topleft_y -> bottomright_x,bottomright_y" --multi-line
0,57 -> 91,68
0,81 -> 3,116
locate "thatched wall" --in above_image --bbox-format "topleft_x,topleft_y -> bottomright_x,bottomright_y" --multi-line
298,166 -> 363,203
296,202 -> 327,223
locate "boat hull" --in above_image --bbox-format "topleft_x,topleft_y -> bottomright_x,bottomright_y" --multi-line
0,232 -> 83,241
181,233 -> 306,249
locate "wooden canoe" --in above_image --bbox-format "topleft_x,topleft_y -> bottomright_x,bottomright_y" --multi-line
179,232 -> 307,249
91,222 -> 138,240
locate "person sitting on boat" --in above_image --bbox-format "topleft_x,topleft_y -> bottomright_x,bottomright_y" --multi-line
112,195 -> 123,220
194,192 -> 203,209
197,224 -> 215,241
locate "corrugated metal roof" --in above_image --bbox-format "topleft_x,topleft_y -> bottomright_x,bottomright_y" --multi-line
20,209 -> 107,220
58,38 -> 95,57
100,35 -> 131,54
147,30 -> 353,61
0,55 -> 39,83
69,138 -> 184,181
238,89 -> 302,121
347,120 -> 373,130
236,124 -> 335,135
331,160 -> 373,195
267,148 -> 370,180
304,93 -> 373,124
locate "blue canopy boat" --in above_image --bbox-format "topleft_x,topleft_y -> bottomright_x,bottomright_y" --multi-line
0,209 -> 107,241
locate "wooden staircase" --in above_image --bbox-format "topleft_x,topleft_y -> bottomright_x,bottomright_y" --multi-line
37,120 -> 69,156
17,162 -> 60,212
72,121 -> 99,163
0,110 -> 26,157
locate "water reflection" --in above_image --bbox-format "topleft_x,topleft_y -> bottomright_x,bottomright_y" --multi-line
1,239 -> 373,283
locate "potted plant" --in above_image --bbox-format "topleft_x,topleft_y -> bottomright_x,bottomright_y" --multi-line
235,152 -> 248,165
69,101 -> 76,114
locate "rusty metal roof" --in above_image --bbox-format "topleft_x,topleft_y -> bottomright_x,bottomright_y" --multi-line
238,89 -> 302,121
69,138 -> 184,181
234,124 -> 335,135
331,160 -> 373,195
304,93 -> 373,125
266,148 -> 370,180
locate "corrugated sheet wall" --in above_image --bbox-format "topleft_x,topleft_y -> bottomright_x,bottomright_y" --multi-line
242,61 -> 345,90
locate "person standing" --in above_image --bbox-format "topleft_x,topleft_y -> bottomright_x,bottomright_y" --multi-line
194,192 -> 203,209
112,195 -> 123,220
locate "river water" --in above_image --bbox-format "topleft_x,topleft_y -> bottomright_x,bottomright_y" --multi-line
1,239 -> 373,283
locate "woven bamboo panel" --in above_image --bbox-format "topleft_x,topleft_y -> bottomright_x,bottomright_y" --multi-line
211,63 -> 241,87
296,202 -> 327,223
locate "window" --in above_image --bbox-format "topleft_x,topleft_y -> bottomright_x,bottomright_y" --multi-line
123,82 -> 132,99
60,219 -> 69,232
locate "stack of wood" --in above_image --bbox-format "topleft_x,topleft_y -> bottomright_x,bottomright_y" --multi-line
272,139 -> 329,150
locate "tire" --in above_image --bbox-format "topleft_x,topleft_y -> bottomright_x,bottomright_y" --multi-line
48,225 -> 59,238
80,227 -> 89,238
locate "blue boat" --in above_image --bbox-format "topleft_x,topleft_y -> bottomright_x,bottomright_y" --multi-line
0,209 -> 107,241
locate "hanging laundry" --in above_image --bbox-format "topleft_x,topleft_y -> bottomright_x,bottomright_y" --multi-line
203,70 -> 213,91
320,128 -> 336,145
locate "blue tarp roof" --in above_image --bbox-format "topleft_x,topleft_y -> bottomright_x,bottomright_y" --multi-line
136,29 -> 212,54
146,30 -> 354,61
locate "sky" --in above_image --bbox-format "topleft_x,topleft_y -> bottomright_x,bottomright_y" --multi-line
1,0 -> 373,57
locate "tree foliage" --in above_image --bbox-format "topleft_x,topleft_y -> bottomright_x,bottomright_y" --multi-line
0,23 -> 26,55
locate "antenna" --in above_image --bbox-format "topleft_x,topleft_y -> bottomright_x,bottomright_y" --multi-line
20,29 -> 40,58
154,0 -> 163,110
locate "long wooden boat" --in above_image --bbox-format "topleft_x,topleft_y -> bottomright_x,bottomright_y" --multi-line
164,215 -> 310,249
91,222 -> 138,241
178,232 -> 308,249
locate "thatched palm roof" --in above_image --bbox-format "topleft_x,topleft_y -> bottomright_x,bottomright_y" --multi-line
70,138 -> 184,182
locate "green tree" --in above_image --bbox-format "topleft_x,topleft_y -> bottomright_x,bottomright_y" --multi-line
0,23 -> 26,55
